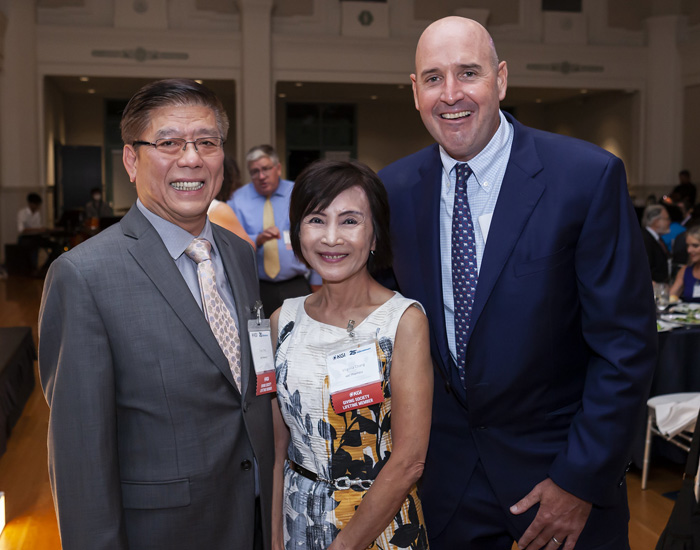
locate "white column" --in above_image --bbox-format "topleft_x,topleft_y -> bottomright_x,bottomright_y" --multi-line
643,15 -> 684,192
0,0 -> 40,258
236,0 -> 274,160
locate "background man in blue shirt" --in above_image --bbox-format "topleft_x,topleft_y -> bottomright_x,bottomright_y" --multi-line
228,144 -> 320,315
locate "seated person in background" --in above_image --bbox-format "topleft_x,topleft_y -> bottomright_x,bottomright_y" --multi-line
84,187 -> 113,220
673,206 -> 700,265
660,201 -> 686,251
641,204 -> 672,283
208,155 -> 255,248
17,192 -> 60,274
670,224 -> 700,303
18,192 -> 47,237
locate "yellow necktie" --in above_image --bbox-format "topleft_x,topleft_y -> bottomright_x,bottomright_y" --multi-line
263,198 -> 281,278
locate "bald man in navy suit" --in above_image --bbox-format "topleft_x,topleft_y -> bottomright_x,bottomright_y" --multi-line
379,17 -> 657,550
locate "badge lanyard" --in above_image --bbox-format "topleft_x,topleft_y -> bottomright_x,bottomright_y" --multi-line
326,319 -> 384,414
247,301 -> 277,395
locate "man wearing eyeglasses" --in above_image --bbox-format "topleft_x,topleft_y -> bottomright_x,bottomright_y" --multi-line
38,79 -> 273,550
227,145 -> 321,316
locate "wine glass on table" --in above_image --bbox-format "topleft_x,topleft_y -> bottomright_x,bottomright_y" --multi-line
653,281 -> 670,312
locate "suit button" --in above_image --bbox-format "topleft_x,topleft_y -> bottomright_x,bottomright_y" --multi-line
444,381 -> 452,394
243,402 -> 249,412
476,426 -> 487,430
241,460 -> 252,471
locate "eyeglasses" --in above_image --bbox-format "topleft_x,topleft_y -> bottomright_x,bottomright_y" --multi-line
249,165 -> 277,178
133,137 -> 224,156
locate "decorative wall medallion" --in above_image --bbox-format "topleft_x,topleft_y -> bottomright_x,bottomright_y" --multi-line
358,10 -> 374,26
133,0 -> 149,14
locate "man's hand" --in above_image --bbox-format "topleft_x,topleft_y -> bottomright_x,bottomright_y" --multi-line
510,478 -> 592,550
256,227 -> 281,247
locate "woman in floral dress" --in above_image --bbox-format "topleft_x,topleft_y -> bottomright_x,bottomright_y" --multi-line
270,160 -> 433,550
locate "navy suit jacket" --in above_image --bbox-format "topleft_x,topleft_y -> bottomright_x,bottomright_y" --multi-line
379,113 -> 657,542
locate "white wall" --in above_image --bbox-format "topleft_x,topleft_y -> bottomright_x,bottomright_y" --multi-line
682,84 -> 700,194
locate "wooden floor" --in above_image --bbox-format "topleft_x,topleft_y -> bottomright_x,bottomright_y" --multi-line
0,274 -> 681,549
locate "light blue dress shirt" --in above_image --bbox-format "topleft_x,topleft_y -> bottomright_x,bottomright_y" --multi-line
228,179 -> 321,285
136,200 -> 239,327
439,110 -> 514,365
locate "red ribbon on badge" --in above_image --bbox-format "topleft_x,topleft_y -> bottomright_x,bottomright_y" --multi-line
331,381 -> 384,413
256,370 -> 276,396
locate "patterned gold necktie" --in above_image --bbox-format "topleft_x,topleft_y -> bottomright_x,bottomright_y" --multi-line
263,198 -> 281,278
185,238 -> 242,390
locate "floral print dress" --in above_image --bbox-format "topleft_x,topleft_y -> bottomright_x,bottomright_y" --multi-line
275,293 -> 429,550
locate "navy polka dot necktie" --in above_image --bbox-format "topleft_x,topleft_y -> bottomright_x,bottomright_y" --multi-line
451,163 -> 477,387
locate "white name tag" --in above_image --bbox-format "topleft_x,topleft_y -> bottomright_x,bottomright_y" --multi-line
283,230 -> 292,250
326,339 -> 384,414
693,282 -> 700,299
247,319 -> 276,395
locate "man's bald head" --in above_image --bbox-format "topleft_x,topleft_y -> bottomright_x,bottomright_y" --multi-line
416,17 -> 500,73
410,16 -> 508,161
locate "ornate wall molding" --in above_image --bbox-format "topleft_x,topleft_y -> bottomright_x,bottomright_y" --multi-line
526,61 -> 604,74
91,47 -> 189,62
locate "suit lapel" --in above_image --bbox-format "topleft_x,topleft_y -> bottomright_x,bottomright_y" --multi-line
411,150 -> 454,374
121,207 -> 239,392
212,227 -> 256,398
470,116 -> 545,332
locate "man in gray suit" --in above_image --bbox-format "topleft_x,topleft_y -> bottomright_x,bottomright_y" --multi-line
39,79 -> 273,550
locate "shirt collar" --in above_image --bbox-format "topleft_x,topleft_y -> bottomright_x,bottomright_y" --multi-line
136,199 -> 216,260
252,180 -> 286,200
645,226 -> 660,241
439,109 -> 512,191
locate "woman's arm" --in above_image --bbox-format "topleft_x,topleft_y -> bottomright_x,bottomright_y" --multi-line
209,202 -> 256,249
670,265 -> 687,301
328,305 -> 433,550
270,309 -> 290,550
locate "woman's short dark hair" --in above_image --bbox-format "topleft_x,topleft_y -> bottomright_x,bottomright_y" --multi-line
289,159 -> 392,273
120,79 -> 229,144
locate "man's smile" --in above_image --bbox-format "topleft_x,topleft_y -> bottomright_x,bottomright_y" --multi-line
170,180 -> 204,191
441,110 -> 473,120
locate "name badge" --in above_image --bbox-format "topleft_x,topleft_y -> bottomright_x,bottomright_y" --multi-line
247,319 -> 276,395
326,339 -> 384,414
693,282 -> 700,299
283,230 -> 292,250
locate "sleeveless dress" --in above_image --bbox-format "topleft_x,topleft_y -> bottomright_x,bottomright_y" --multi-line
275,292 -> 430,550
682,263 -> 700,303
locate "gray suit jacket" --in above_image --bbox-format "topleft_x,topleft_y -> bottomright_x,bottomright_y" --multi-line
39,205 -> 273,550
